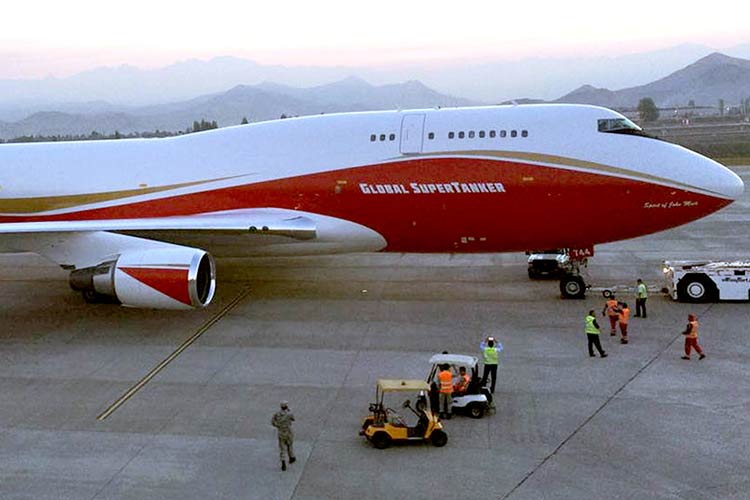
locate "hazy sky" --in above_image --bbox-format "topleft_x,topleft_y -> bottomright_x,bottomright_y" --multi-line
2,0 -> 748,79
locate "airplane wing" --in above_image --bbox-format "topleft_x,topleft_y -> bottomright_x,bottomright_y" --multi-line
0,209 -> 316,240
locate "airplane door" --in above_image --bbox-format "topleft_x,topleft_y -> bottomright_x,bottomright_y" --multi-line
400,114 -> 425,154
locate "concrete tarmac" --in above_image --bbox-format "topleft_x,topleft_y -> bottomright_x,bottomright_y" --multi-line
1,167 -> 749,500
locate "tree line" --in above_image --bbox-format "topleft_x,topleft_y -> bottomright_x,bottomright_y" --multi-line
0,117 -> 240,144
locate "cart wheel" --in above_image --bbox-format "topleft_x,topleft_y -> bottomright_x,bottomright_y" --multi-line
560,275 -> 586,299
467,403 -> 484,419
430,429 -> 448,447
371,431 -> 391,449
602,289 -> 613,299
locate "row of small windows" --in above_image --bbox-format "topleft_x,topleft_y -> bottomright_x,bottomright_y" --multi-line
446,129 -> 528,139
370,133 -> 397,142
369,129 -> 529,142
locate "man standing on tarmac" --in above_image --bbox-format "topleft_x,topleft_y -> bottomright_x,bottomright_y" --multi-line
585,310 -> 608,358
618,302 -> 630,344
480,336 -> 503,394
635,278 -> 648,318
602,294 -> 620,336
437,364 -> 454,419
271,401 -> 296,471
681,314 -> 706,360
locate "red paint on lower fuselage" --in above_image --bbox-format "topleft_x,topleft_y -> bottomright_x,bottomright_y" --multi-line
0,157 -> 729,252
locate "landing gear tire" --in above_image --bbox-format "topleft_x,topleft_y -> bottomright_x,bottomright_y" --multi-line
560,275 -> 586,299
677,274 -> 718,303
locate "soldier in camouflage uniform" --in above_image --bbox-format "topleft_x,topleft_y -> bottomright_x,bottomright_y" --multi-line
271,401 -> 296,471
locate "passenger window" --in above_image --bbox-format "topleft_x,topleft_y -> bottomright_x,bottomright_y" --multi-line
522,130 -> 528,137
370,134 -> 376,142
448,132 -> 455,139
500,130 -> 507,138
735,270 -> 746,276
389,133 -> 396,141
489,130 -> 496,138
511,130 -> 518,138
468,131 -> 475,138
458,131 -> 465,139
479,131 -> 485,138
428,132 -> 435,140
380,134 -> 386,141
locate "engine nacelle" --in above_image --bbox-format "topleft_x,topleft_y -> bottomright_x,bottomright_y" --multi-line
70,248 -> 216,309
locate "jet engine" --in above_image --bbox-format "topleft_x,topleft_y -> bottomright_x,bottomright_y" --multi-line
69,247 -> 216,309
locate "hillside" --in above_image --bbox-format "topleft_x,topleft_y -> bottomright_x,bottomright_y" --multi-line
0,78 -> 478,139
557,53 -> 750,108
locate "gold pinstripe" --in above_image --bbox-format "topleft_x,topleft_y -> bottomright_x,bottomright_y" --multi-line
0,175 -> 248,214
397,150 -> 723,197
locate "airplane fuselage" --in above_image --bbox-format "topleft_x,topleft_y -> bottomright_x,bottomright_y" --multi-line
0,104 -> 742,257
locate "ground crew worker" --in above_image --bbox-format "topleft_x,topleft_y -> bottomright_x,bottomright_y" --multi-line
602,294 -> 619,336
585,309 -> 608,358
438,364 -> 454,419
480,336 -> 503,394
618,302 -> 630,344
635,278 -> 648,318
681,314 -> 706,360
271,401 -> 296,471
453,366 -> 470,395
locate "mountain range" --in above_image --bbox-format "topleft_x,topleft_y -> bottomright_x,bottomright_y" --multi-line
557,53 -> 750,108
1,52 -> 749,140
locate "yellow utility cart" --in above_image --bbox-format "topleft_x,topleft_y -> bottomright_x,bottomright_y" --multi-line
360,379 -> 447,449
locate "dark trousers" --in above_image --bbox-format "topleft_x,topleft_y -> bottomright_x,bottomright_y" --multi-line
587,334 -> 605,356
481,364 -> 498,393
635,298 -> 647,317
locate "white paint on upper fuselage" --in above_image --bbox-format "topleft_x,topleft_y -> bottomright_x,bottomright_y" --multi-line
0,104 -> 742,214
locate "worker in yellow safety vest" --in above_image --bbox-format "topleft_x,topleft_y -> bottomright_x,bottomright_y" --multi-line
480,336 -> 503,394
635,278 -> 648,318
585,310 -> 608,358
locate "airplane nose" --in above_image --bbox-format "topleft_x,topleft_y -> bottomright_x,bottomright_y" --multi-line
712,162 -> 744,200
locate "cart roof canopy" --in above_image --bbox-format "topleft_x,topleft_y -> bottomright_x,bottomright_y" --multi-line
429,354 -> 478,367
377,379 -> 430,392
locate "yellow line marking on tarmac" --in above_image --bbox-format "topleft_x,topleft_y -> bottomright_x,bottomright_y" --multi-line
96,286 -> 252,421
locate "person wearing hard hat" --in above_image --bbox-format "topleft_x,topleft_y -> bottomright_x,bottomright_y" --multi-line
271,401 -> 296,471
480,335 -> 503,393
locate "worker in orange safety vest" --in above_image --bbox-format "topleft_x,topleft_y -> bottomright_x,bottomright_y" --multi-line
617,302 -> 630,344
681,314 -> 706,360
453,366 -> 470,396
437,364 -> 454,419
602,295 -> 619,336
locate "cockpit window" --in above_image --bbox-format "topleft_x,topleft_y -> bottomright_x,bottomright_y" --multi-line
598,118 -> 641,133
597,117 -> 654,138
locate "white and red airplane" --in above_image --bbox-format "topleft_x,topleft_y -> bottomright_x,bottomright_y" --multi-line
0,104 -> 743,309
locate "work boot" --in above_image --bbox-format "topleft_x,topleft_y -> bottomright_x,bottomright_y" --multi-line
610,332 -> 616,336
681,356 -> 690,360
281,461 -> 286,471
289,457 -> 296,464
620,338 -> 628,344
699,354 -> 706,360
601,353 -> 608,358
